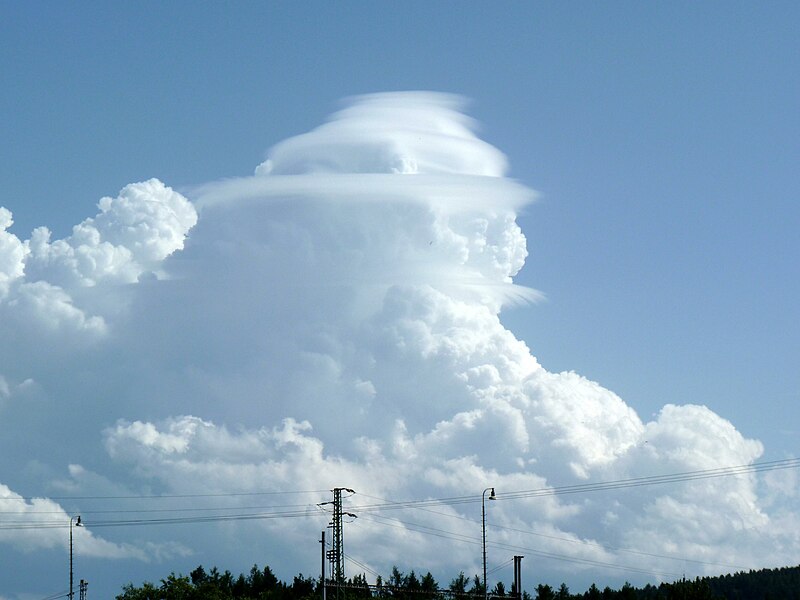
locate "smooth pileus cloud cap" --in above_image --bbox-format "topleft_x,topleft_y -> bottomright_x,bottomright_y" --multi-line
255,92 -> 508,177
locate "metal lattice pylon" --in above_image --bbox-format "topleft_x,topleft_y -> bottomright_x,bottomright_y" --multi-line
330,487 -> 344,582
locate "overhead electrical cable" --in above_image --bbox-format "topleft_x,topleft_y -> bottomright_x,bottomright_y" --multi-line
4,489 -> 329,502
0,502 -> 321,515
357,512 -> 480,547
4,458 -> 795,509
488,521 -> 749,571
486,536 -> 682,579
36,591 -> 68,600
0,507 -> 324,530
3,458 -> 796,540
355,511 -> 680,580
353,494 -> 750,572
342,552 -> 383,580
486,557 -> 514,576
346,458 -> 800,513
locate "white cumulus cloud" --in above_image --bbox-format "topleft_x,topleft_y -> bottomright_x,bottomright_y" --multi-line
0,92 -> 797,596
0,483 -> 147,560
25,178 -> 197,288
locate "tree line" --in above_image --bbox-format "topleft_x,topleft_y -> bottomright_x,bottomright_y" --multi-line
116,563 -> 800,600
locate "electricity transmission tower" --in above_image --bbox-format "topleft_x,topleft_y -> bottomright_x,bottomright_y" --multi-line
321,488 -> 356,586
329,487 -> 344,582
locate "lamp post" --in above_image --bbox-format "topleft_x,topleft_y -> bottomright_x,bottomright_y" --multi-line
69,515 -> 82,600
482,487 -> 496,600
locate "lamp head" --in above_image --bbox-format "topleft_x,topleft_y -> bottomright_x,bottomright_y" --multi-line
489,488 -> 496,500
75,515 -> 82,527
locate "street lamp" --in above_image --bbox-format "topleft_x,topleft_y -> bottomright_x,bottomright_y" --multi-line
69,515 -> 82,600
482,487 -> 496,600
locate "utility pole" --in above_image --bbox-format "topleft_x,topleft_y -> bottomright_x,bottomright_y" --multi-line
320,530 -> 326,600
482,487 -> 495,600
69,515 -> 82,600
513,556 -> 523,600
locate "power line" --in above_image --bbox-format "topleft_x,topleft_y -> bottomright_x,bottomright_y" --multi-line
2,457 -> 795,576
486,536 -> 682,580
351,485 -> 754,573
346,458 -> 800,513
36,590 -> 68,600
354,511 -> 681,580
502,458 -> 800,501
4,458 -> 795,510
486,558 -> 514,577
358,512 -> 478,547
0,502 -> 321,515
350,485 -> 752,573
488,521 -> 749,572
0,507 -> 327,530
343,552 -> 383,580
3,458 -> 794,534
3,489 -> 329,502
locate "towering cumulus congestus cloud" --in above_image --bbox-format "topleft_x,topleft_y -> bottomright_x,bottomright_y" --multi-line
108,92 -> 797,580
2,93 -> 796,588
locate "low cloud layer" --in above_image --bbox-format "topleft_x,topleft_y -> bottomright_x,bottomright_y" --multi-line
1,93 -> 797,596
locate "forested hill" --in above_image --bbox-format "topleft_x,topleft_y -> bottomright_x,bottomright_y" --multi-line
699,565 -> 799,600
541,564 -> 800,600
116,563 -> 800,600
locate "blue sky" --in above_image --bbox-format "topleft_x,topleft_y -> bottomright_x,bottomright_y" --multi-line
4,1 -> 797,449
1,2 -> 798,598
